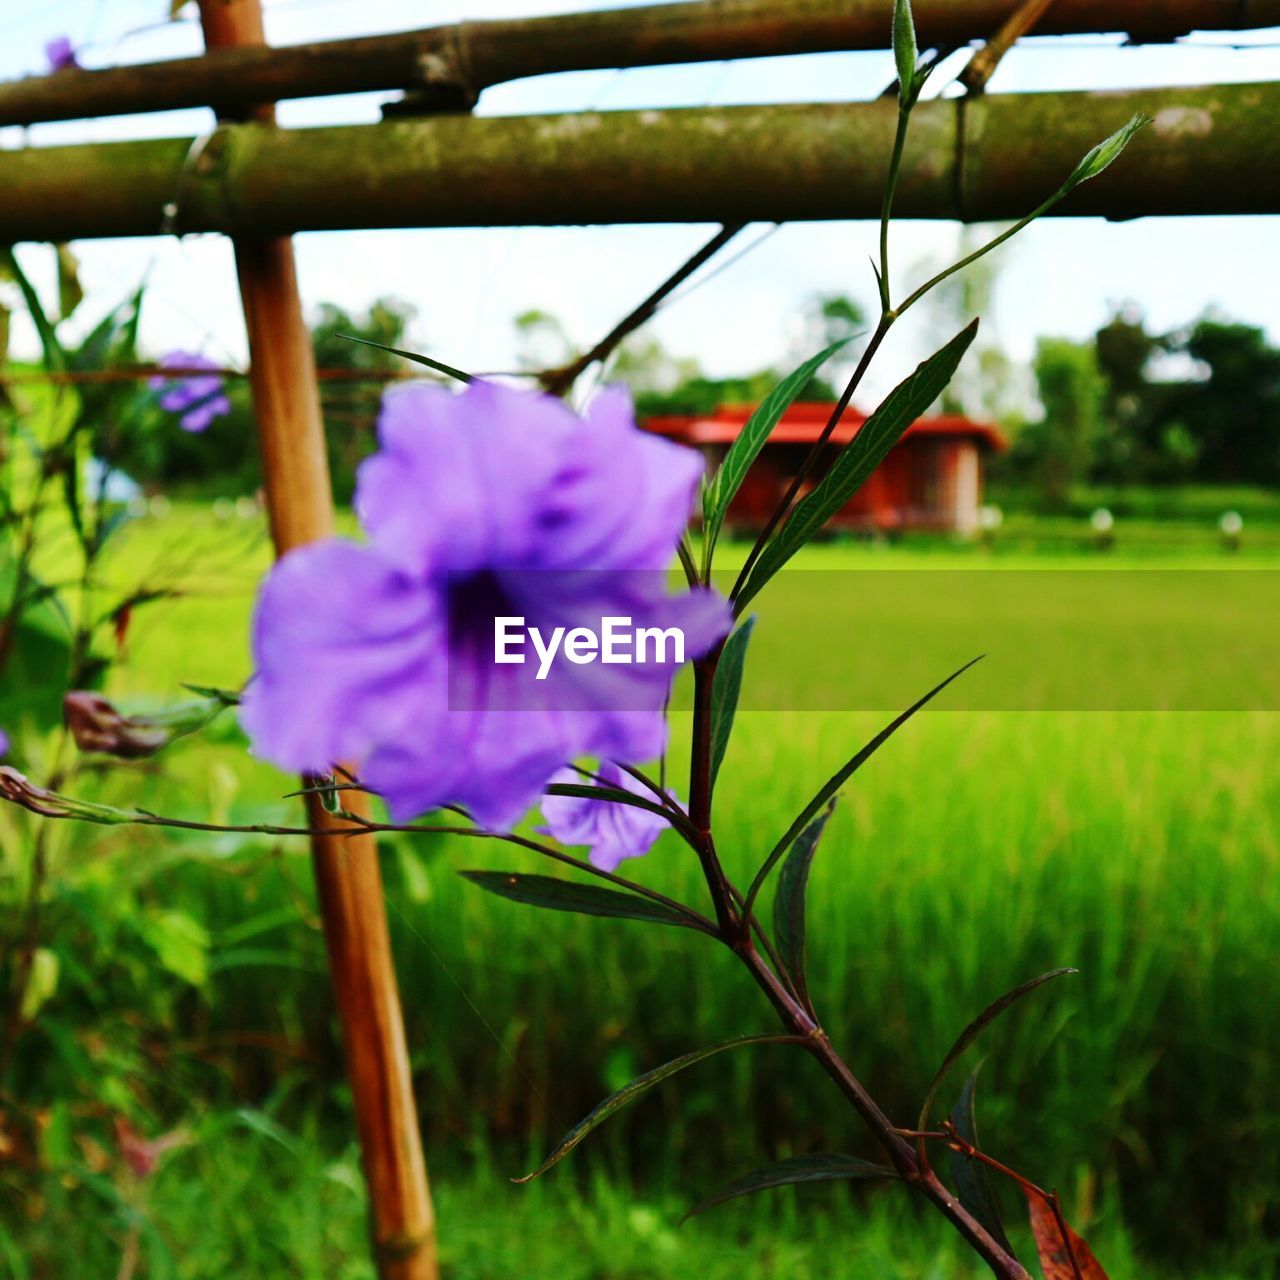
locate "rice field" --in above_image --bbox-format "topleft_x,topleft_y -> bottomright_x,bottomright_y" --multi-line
3,504 -> 1277,1277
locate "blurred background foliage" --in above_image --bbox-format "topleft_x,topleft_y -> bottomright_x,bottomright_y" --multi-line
13,278 -> 1279,518
0,255 -> 1277,1277
0,519 -> 1276,1277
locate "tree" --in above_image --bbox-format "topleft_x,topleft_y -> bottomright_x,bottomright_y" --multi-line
514,309 -> 573,374
1022,337 -> 1105,509
1093,307 -> 1162,481
611,291 -> 869,415
1161,319 -> 1280,483
792,292 -> 868,395
914,225 -> 1028,424
312,297 -> 416,500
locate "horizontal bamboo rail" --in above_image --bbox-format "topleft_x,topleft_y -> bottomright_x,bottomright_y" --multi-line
0,0 -> 1278,128
0,81 -> 1275,242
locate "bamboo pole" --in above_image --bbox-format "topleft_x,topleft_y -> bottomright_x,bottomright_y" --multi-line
195,4 -> 436,1278
1,80 -> 1278,242
3,0 -> 1279,128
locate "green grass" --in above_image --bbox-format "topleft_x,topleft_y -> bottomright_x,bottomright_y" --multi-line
4,1116 -> 1263,1279
3,502 -> 1279,1277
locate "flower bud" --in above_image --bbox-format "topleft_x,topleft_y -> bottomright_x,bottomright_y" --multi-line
891,0 -> 918,106
63,691 -> 229,759
0,766 -> 134,824
64,692 -> 168,759
1066,113 -> 1152,190
0,767 -> 70,817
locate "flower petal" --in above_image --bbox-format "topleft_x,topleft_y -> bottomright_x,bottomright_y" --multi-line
240,541 -> 439,774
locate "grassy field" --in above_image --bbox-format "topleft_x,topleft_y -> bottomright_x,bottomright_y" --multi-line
2,503 -> 1278,1277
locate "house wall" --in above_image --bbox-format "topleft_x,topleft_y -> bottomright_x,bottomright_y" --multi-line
708,436 -> 987,534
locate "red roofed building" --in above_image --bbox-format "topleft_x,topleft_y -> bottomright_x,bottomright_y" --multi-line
643,403 -> 1007,535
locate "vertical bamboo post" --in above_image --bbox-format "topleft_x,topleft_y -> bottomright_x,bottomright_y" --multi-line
196,4 -> 437,1276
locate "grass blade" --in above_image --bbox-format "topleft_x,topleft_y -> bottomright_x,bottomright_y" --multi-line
516,1033 -> 804,1181
684,1153 -> 898,1221
917,968 -> 1078,1132
736,320 -> 978,610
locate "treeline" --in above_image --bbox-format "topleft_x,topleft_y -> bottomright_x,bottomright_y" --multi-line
106,297 -> 415,500
1000,311 -> 1280,506
107,291 -> 1279,506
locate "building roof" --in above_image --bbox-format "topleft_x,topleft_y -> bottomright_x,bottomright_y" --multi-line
642,402 -> 1007,450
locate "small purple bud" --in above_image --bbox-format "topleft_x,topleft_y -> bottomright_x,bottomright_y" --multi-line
45,38 -> 79,73
180,394 -> 231,434
150,351 -> 231,432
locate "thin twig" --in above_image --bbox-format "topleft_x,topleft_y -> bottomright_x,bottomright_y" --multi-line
539,224 -> 745,397
958,0 -> 1062,95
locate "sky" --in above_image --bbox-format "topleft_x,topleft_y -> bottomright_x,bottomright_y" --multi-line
2,0 -> 1279,410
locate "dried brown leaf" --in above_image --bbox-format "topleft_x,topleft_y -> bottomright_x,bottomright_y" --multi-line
1025,1188 -> 1110,1280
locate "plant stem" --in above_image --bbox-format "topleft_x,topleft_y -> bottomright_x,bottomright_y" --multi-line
733,941 -> 1033,1279
730,313 -> 894,603
878,104 -> 912,312
686,639 -> 1029,1278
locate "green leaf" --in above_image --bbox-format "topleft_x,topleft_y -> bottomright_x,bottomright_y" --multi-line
459,871 -> 704,932
892,0 -> 919,104
744,656 -> 981,920
181,683 -> 242,706
317,774 -> 344,814
949,1063 -> 1019,1262
708,615 -> 755,794
42,1099 -> 74,1169
55,244 -> 83,322
544,782 -> 678,829
1066,113 -> 1152,190
138,910 -> 210,987
737,321 -> 978,609
516,1034 -> 802,1181
71,286 -> 143,372
337,334 -> 473,384
1,246 -> 65,371
230,1108 -> 302,1156
702,340 -> 848,556
917,968 -> 1077,1131
684,1153 -> 899,1220
772,802 -> 834,1010
20,947 -> 60,1021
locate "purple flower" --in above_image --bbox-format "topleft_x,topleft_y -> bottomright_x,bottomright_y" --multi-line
149,351 -> 231,433
0,729 -> 8,757
540,763 -> 674,873
45,37 -> 79,72
241,380 -> 731,830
